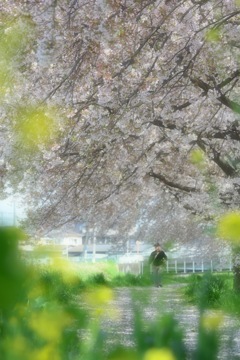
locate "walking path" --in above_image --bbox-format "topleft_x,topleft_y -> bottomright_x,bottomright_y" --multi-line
96,284 -> 240,359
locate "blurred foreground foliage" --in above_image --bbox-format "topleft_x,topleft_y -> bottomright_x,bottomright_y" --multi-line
0,227 -> 87,360
0,227 -> 239,360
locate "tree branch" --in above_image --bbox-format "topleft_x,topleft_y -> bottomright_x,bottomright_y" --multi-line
197,139 -> 236,176
151,117 -> 177,130
148,170 -> 197,192
217,69 -> 240,89
217,93 -> 240,114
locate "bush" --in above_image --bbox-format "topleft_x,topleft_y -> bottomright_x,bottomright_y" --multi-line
87,272 -> 109,286
184,272 -> 227,309
184,274 -> 202,302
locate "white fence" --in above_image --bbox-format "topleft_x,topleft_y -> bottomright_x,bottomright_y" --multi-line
118,258 -> 233,275
166,258 -> 232,274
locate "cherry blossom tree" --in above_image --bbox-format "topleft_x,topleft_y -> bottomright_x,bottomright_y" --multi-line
1,0 -> 240,253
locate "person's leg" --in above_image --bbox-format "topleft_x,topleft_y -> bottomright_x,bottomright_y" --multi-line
153,266 -> 161,287
152,265 -> 156,286
157,267 -> 162,287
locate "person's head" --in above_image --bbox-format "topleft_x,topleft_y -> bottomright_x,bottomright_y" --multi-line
154,243 -> 161,251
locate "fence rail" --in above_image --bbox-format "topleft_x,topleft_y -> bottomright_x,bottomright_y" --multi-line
118,258 -> 233,275
166,258 -> 232,274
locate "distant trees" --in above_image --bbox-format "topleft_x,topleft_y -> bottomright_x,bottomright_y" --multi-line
1,1 -> 240,243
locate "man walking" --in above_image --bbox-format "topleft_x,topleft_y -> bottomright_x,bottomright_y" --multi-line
149,243 -> 167,287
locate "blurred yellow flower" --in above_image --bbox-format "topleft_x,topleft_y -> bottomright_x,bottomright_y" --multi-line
32,344 -> 60,360
15,105 -> 59,148
3,335 -> 29,358
0,65 -> 13,97
205,28 -> 221,42
28,283 -> 45,300
201,312 -> 224,331
190,149 -> 205,168
87,286 -> 113,304
29,308 -> 72,342
143,348 -> 176,360
0,16 -> 35,100
49,257 -> 80,284
217,212 -> 240,243
4,334 -> 60,360
85,286 -> 114,318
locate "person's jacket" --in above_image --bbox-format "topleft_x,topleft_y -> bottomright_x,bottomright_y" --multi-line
149,250 -> 167,266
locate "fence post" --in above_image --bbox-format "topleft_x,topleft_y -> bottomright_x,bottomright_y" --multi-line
201,260 -> 204,272
166,260 -> 169,273
192,261 -> 195,273
175,260 -> 178,274
183,261 -> 186,274
210,259 -> 213,272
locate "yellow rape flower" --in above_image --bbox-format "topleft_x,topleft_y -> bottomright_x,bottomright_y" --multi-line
5,334 -> 28,354
31,344 -> 60,360
86,286 -> 113,305
217,212 -> 240,243
15,105 -> 59,148
201,312 -> 224,331
205,28 -> 221,42
29,308 -> 72,342
143,348 -> 176,360
190,149 -> 206,169
4,334 -> 60,360
3,334 -> 31,360
28,283 -> 45,300
85,286 -> 114,318
49,257 -> 80,285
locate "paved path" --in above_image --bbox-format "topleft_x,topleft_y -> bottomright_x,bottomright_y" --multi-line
96,284 -> 240,359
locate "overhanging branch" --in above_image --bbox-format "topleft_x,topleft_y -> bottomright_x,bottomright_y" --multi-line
197,139 -> 236,176
148,170 -> 197,192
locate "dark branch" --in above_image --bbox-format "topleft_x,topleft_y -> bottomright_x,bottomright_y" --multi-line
211,128 -> 240,141
151,117 -> 177,129
148,170 -> 197,192
190,76 -> 212,94
172,101 -> 191,111
217,69 -> 240,89
217,93 -> 240,114
197,139 -> 236,176
190,74 -> 240,114
211,148 -> 236,176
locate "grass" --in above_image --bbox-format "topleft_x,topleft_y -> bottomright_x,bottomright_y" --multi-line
74,260 -> 119,281
182,271 -> 238,313
73,261 -> 186,287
